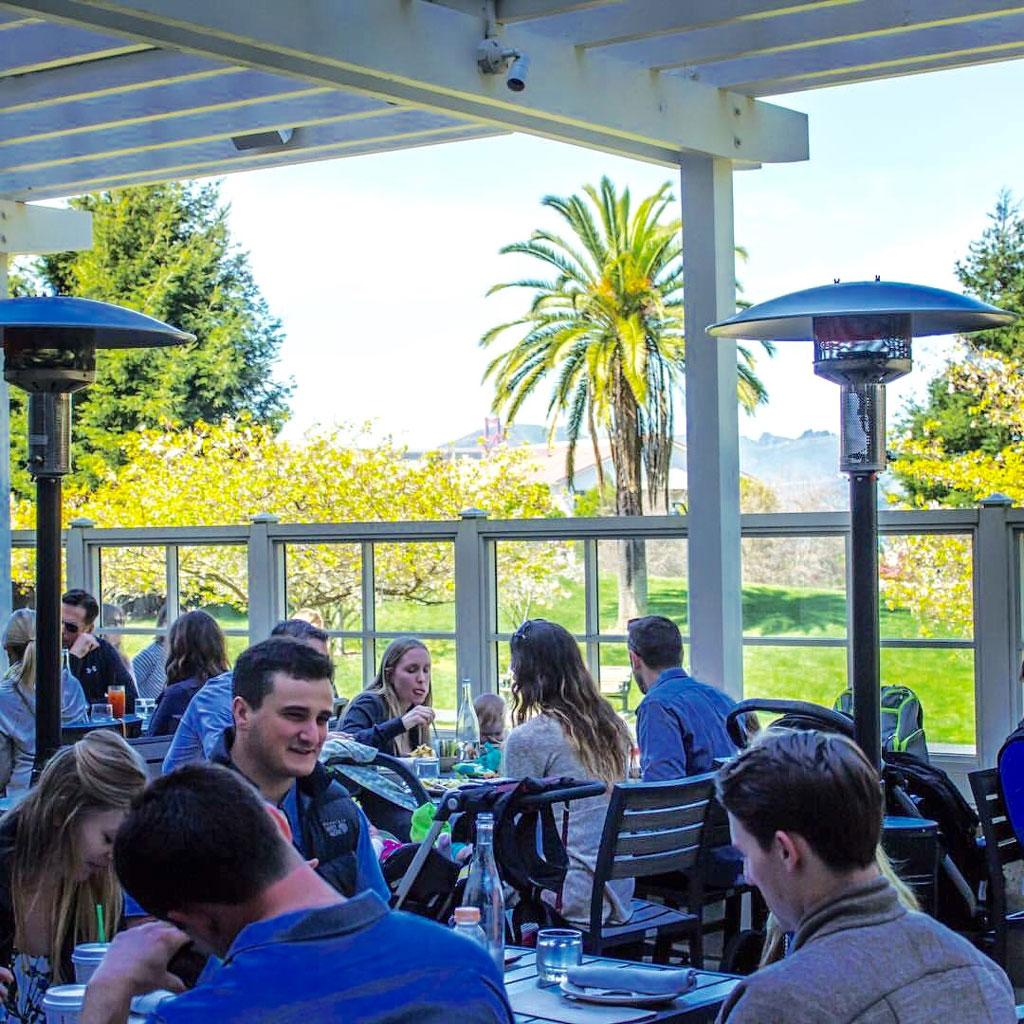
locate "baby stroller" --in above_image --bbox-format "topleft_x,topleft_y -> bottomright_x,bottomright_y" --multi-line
724,698 -> 985,935
386,775 -> 605,940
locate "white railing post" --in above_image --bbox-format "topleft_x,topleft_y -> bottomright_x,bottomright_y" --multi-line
66,517 -> 95,593
975,493 -> 1018,767
248,513 -> 280,645
455,508 -> 489,698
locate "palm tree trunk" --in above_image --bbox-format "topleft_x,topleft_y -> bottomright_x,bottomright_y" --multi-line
588,400 -> 605,496
611,375 -> 648,627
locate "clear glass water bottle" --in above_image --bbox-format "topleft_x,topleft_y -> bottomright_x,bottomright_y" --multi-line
455,680 -> 480,761
462,812 -> 505,971
452,906 -> 488,950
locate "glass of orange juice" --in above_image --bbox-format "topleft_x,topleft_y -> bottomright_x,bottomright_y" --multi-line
107,686 -> 126,719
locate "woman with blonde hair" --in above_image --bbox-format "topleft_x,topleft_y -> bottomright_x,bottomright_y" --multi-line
0,609 -> 88,793
0,730 -> 146,1021
340,637 -> 436,756
502,619 -> 634,926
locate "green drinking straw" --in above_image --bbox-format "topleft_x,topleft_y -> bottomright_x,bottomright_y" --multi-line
96,904 -> 105,943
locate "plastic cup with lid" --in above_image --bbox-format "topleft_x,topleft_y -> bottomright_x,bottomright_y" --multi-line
72,941 -> 110,983
41,983 -> 86,1024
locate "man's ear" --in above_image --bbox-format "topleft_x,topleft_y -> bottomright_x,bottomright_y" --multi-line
262,801 -> 293,842
232,695 -> 252,730
774,830 -> 803,873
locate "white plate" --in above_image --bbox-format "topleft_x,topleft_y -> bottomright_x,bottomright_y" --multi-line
559,979 -> 681,1007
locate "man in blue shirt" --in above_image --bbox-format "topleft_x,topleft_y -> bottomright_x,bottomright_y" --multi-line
628,615 -> 737,781
82,764 -> 512,1024
162,619 -> 330,773
209,636 -> 388,902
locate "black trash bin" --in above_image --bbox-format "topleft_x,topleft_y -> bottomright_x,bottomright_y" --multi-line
881,815 -> 940,915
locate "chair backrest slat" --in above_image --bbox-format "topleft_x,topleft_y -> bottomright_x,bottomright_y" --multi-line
622,801 -> 706,832
616,823 -> 704,858
607,843 -> 703,880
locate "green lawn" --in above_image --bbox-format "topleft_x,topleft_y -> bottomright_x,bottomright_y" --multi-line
111,575 -> 976,747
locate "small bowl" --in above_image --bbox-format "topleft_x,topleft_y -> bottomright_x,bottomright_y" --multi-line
439,755 -> 457,773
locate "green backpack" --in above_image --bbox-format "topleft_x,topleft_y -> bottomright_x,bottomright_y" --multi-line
833,684 -> 929,761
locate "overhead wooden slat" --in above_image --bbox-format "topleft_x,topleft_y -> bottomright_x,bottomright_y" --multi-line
2,111 -> 499,198
0,91 -> 397,171
591,1 -> 1024,69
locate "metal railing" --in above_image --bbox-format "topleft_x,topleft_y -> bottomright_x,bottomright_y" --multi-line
13,498 -> 1021,788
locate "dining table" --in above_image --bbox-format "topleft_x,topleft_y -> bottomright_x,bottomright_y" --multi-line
504,948 -> 738,1024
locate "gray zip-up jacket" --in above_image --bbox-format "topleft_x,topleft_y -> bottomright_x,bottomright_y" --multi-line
0,664 -> 88,792
717,876 -> 1014,1023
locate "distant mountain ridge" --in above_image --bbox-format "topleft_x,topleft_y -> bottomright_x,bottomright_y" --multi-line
439,424 -> 850,508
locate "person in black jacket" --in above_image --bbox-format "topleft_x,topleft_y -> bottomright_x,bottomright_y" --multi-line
211,636 -> 388,902
0,731 -> 146,1022
61,589 -> 138,714
340,636 -> 436,755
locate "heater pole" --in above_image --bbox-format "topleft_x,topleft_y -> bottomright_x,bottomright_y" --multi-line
34,473 -> 63,773
849,470 -> 881,769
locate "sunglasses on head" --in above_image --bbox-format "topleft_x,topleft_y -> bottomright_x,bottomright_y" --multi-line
511,620 -> 535,645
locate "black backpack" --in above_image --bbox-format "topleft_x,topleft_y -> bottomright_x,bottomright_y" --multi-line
882,751 -> 984,930
834,684 -> 928,761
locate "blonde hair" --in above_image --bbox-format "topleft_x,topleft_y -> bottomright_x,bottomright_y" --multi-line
366,638 -> 433,752
759,845 -> 920,967
2,609 -> 37,694
10,731 -> 146,982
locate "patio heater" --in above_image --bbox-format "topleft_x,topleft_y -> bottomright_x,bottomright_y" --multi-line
708,280 -> 1015,768
0,297 -> 192,771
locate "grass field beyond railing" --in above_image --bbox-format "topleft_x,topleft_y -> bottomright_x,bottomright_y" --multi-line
108,575 -> 975,748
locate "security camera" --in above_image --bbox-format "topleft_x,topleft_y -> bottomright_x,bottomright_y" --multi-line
506,53 -> 529,92
477,37 -> 529,93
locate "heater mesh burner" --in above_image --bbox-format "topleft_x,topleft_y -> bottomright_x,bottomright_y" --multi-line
839,383 -> 886,473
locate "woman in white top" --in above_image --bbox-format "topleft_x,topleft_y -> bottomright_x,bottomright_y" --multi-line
502,618 -> 634,927
0,609 -> 88,793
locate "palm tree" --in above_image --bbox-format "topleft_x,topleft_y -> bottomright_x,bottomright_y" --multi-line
481,177 -> 767,621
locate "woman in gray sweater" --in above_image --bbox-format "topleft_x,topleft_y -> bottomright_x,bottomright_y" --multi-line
0,609 -> 88,793
502,618 -> 634,927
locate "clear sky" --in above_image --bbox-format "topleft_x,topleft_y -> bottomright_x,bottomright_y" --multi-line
215,58 -> 1024,449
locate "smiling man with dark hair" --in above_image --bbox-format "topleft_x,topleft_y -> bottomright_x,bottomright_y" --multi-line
211,636 -> 388,903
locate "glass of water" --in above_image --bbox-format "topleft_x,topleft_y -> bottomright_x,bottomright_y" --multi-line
90,702 -> 114,721
536,928 -> 583,987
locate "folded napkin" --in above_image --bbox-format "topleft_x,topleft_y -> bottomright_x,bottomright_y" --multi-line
565,965 -> 697,997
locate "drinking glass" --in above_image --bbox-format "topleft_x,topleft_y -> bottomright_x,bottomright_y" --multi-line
90,703 -> 114,721
107,686 -> 126,719
536,928 -> 582,986
414,757 -> 440,779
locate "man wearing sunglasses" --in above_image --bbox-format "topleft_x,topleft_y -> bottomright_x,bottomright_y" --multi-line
62,588 -> 138,714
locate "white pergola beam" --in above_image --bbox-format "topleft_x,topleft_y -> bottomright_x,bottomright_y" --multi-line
747,46 -> 1024,94
1,50 -> 264,112
0,199 -> 91,253
2,114 -> 500,199
0,16 -> 147,74
478,0 -> 847,43
695,13 -> 1024,90
593,0 -> 1024,69
3,0 -> 808,167
0,89 -> 386,170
